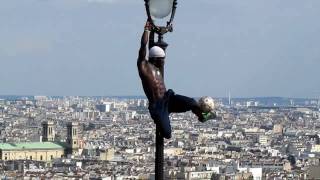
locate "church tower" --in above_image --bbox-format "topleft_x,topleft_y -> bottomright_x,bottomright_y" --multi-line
66,122 -> 79,155
42,121 -> 55,142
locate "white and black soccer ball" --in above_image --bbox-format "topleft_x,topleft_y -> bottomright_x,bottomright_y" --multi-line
198,96 -> 215,112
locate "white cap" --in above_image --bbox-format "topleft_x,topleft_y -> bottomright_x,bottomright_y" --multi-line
149,46 -> 165,58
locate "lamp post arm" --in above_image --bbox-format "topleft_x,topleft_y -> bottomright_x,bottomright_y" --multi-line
144,0 -> 151,20
167,0 -> 177,32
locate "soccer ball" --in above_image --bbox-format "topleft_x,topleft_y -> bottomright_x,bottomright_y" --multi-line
198,96 -> 215,112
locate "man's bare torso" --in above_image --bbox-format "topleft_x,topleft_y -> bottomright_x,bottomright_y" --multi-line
138,60 -> 166,103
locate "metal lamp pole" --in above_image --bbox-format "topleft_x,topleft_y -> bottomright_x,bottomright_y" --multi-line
155,124 -> 164,180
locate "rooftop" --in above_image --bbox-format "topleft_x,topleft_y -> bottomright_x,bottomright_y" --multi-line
0,142 -> 65,150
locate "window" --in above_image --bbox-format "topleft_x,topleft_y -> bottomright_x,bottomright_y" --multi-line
40,155 -> 43,160
30,156 -> 32,160
74,141 -> 77,145
51,155 -> 53,160
5,156 -> 7,160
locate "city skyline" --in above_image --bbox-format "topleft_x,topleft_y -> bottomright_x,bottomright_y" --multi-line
0,0 -> 319,98
0,94 -> 320,178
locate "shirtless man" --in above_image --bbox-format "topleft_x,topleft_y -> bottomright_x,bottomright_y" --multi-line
137,22 -> 216,139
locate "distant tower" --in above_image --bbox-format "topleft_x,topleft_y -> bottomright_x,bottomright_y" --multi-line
228,91 -> 231,106
66,122 -> 79,155
290,99 -> 294,106
42,121 -> 55,142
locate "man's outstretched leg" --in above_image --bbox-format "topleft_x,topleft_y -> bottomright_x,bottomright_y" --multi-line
167,89 -> 216,122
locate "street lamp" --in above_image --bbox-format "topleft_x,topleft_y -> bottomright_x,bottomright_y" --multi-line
144,0 -> 177,49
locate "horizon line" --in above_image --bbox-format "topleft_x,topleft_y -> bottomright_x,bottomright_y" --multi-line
0,94 -> 318,100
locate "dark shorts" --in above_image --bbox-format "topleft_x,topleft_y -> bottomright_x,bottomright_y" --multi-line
148,89 -> 199,139
148,89 -> 175,139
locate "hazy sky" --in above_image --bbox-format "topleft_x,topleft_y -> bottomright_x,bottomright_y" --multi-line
0,0 -> 319,98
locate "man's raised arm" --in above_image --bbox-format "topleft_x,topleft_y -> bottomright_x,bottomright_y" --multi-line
138,22 -> 152,66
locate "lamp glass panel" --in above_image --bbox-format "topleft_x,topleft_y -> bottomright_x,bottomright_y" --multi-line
149,0 -> 173,19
